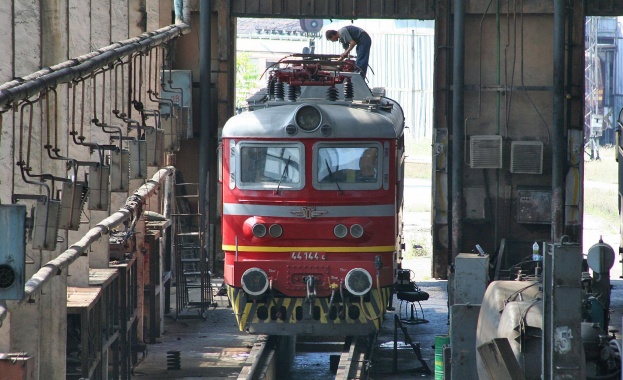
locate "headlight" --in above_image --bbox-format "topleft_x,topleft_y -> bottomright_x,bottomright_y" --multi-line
295,105 -> 321,131
285,124 -> 297,135
320,124 -> 332,136
252,223 -> 267,237
269,224 -> 283,238
350,224 -> 364,238
345,268 -> 373,296
334,224 -> 348,238
241,268 -> 269,296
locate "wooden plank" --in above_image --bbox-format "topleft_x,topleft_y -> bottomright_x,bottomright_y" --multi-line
89,268 -> 119,287
67,287 -> 102,311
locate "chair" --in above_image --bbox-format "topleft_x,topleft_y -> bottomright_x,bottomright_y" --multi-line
395,269 -> 429,325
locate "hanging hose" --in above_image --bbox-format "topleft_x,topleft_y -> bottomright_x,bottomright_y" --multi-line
325,283 -> 339,318
339,280 -> 346,319
360,274 -> 382,321
268,278 -> 278,309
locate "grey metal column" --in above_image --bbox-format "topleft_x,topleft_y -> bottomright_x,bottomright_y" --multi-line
451,0 -> 465,261
199,0 -> 212,276
543,241 -> 583,379
551,0 -> 565,242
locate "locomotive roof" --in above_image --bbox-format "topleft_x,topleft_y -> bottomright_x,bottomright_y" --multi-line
222,100 -> 404,139
223,72 -> 404,140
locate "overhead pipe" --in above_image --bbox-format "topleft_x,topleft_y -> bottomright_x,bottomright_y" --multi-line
175,0 -> 191,25
0,167 -> 174,326
0,24 -> 190,111
451,0 -> 466,261
551,0 -> 565,241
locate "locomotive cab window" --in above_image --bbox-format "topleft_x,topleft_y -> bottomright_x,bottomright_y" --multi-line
313,143 -> 382,190
237,142 -> 304,190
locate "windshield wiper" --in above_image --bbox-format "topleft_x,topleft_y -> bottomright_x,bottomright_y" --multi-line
275,155 -> 291,194
324,159 -> 342,192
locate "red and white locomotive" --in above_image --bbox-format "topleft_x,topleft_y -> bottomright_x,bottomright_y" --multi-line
221,55 -> 406,335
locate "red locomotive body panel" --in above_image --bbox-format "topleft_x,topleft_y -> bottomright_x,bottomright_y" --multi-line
222,138 -> 398,295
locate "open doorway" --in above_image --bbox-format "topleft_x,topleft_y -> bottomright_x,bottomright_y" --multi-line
582,16 -> 620,272
234,17 -> 436,278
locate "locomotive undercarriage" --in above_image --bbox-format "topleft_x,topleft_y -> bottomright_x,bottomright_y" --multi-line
227,285 -> 392,336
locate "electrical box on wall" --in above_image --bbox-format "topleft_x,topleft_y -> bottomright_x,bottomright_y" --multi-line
59,181 -> 89,231
517,187 -> 552,224
32,198 -> 61,251
0,205 -> 26,300
465,187 -> 486,220
110,149 -> 130,192
129,140 -> 147,179
145,128 -> 164,166
160,70 -> 193,139
88,164 -> 110,211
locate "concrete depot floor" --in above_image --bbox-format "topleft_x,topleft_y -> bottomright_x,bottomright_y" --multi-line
132,204 -> 623,379
131,261 -> 449,380
130,285 -> 255,379
130,257 -> 623,380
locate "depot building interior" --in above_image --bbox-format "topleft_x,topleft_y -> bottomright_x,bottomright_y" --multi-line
1,0 -> 623,379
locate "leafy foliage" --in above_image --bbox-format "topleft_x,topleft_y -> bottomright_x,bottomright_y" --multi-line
235,52 -> 260,110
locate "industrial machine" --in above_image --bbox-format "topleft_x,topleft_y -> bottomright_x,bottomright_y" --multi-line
473,238 -> 621,379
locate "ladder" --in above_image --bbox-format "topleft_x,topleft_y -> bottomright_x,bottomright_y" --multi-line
172,172 -> 213,319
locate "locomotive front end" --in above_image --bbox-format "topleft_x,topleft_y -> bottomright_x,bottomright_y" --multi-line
220,55 -> 405,336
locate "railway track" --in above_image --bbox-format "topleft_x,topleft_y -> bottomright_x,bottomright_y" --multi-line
238,334 -> 375,380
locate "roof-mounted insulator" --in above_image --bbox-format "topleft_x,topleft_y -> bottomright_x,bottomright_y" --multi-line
275,79 -> 285,101
267,75 -> 275,100
287,84 -> 298,102
326,86 -> 338,101
343,77 -> 353,101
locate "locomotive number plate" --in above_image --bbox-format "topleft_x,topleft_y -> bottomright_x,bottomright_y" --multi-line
291,252 -> 326,260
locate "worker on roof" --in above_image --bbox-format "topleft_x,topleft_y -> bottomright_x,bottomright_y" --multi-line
325,25 -> 372,78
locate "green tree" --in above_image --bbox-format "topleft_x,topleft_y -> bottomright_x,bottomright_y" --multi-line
236,52 -> 260,110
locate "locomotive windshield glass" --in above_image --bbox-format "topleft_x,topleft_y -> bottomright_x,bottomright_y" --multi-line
238,143 -> 304,190
314,143 -> 382,190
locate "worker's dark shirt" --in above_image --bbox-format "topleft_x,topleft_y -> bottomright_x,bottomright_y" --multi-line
338,25 -> 367,48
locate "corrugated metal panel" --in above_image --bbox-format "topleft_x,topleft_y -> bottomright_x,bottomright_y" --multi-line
315,26 -> 435,138
230,0 -> 435,20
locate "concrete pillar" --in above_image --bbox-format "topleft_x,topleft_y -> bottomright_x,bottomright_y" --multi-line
67,0 -> 93,287
111,0 -> 129,41
0,0 -> 15,197
39,1 -> 70,377
89,0 -> 112,269
159,0 -> 173,26
11,0 -> 43,377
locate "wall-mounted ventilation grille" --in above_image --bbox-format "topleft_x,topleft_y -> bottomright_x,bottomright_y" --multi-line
510,141 -> 543,174
470,135 -> 502,169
